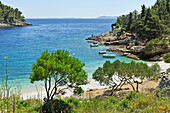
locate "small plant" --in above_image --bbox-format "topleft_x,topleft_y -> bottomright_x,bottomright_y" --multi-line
73,86 -> 84,96
164,53 -> 170,63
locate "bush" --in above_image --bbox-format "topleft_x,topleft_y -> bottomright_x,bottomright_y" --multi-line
145,38 -> 168,52
125,91 -> 140,100
40,99 -> 73,113
166,68 -> 170,74
73,86 -> 84,95
164,53 -> 170,63
64,98 -> 82,108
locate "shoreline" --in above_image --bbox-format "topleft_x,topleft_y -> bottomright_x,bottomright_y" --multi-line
0,19 -> 32,27
86,31 -> 170,61
19,61 -> 169,100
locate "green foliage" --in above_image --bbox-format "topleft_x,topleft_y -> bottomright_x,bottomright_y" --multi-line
111,16 -> 122,30
63,92 -> 170,113
145,38 -> 169,53
125,91 -> 141,100
0,94 -> 42,112
29,49 -> 88,100
0,1 -> 24,22
117,0 -> 170,40
141,4 -> 146,19
93,60 -> 160,92
117,25 -> 127,36
73,86 -> 84,96
127,12 -> 133,31
0,91 -> 169,113
41,99 -> 73,113
166,68 -> 170,73
164,53 -> 170,63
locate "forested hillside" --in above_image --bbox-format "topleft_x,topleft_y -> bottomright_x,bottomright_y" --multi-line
113,0 -> 170,40
0,1 -> 25,23
110,0 -> 170,61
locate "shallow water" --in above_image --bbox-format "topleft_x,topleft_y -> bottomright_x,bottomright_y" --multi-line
0,19 -> 143,91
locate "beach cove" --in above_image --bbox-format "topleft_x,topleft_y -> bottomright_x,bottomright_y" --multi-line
0,19 -> 169,100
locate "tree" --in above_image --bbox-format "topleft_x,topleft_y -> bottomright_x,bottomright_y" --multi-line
0,1 -> 24,23
143,15 -> 168,40
29,49 -> 88,100
141,4 -> 146,19
133,9 -> 138,20
127,12 -> 133,31
93,60 -> 160,94
144,8 -> 152,25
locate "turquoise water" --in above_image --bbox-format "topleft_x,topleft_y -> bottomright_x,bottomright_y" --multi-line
0,19 -> 143,91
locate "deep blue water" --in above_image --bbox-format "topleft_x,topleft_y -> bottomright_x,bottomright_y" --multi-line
0,19 -> 142,90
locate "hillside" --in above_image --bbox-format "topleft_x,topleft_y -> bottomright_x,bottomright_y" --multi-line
97,16 -> 117,19
87,0 -> 170,61
0,1 -> 31,27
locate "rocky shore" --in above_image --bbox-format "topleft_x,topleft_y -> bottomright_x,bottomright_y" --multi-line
0,19 -> 32,27
86,31 -> 170,61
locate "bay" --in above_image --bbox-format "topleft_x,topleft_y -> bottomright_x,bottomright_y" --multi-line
0,19 -> 142,91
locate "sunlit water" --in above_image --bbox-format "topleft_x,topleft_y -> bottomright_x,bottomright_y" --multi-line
0,19 -> 143,91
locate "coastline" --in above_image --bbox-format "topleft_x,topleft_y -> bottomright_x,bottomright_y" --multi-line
86,31 -> 170,61
20,61 -> 169,100
0,19 -> 32,27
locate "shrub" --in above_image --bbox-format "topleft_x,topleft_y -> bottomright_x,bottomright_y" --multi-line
73,86 -> 84,96
166,68 -> 170,74
40,99 -> 73,113
125,91 -> 140,100
164,53 -> 170,63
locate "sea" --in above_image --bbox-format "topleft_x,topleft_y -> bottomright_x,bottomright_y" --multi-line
0,19 -> 143,91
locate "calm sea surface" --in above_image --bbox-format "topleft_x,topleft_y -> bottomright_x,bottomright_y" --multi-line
0,19 -> 142,91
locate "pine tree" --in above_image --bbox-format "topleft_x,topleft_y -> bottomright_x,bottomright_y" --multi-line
141,4 -> 146,19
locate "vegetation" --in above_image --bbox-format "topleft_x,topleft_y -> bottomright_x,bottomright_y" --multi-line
0,1 -> 24,23
93,60 -> 160,94
0,90 -> 169,113
145,38 -> 169,53
115,0 -> 169,41
164,53 -> 170,63
111,16 -> 122,30
29,49 -> 88,100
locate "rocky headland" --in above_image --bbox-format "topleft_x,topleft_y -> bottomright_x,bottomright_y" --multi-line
0,19 -> 32,27
86,31 -> 170,61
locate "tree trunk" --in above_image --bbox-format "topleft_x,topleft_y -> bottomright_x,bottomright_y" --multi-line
50,81 -> 57,100
119,81 -> 125,90
136,81 -> 143,92
45,79 -> 50,100
114,81 -> 123,91
109,85 -> 116,96
127,81 -> 135,91
136,82 -> 139,92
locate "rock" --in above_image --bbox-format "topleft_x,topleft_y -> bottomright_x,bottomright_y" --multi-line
155,76 -> 170,97
130,46 -> 145,53
126,54 -> 140,60
149,55 -> 161,61
158,57 -> 164,61
122,53 -> 129,56
0,19 -> 32,27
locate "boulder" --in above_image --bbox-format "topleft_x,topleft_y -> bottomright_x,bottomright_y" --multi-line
155,76 -> 170,97
149,55 -> 162,61
122,53 -> 129,56
130,46 -> 145,53
126,54 -> 140,60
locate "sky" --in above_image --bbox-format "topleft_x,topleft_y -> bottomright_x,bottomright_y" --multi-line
1,0 -> 157,18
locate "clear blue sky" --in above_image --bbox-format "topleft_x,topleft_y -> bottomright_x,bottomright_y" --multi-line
1,0 -> 157,18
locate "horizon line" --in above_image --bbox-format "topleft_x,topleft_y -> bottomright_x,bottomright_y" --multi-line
25,16 -> 118,19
